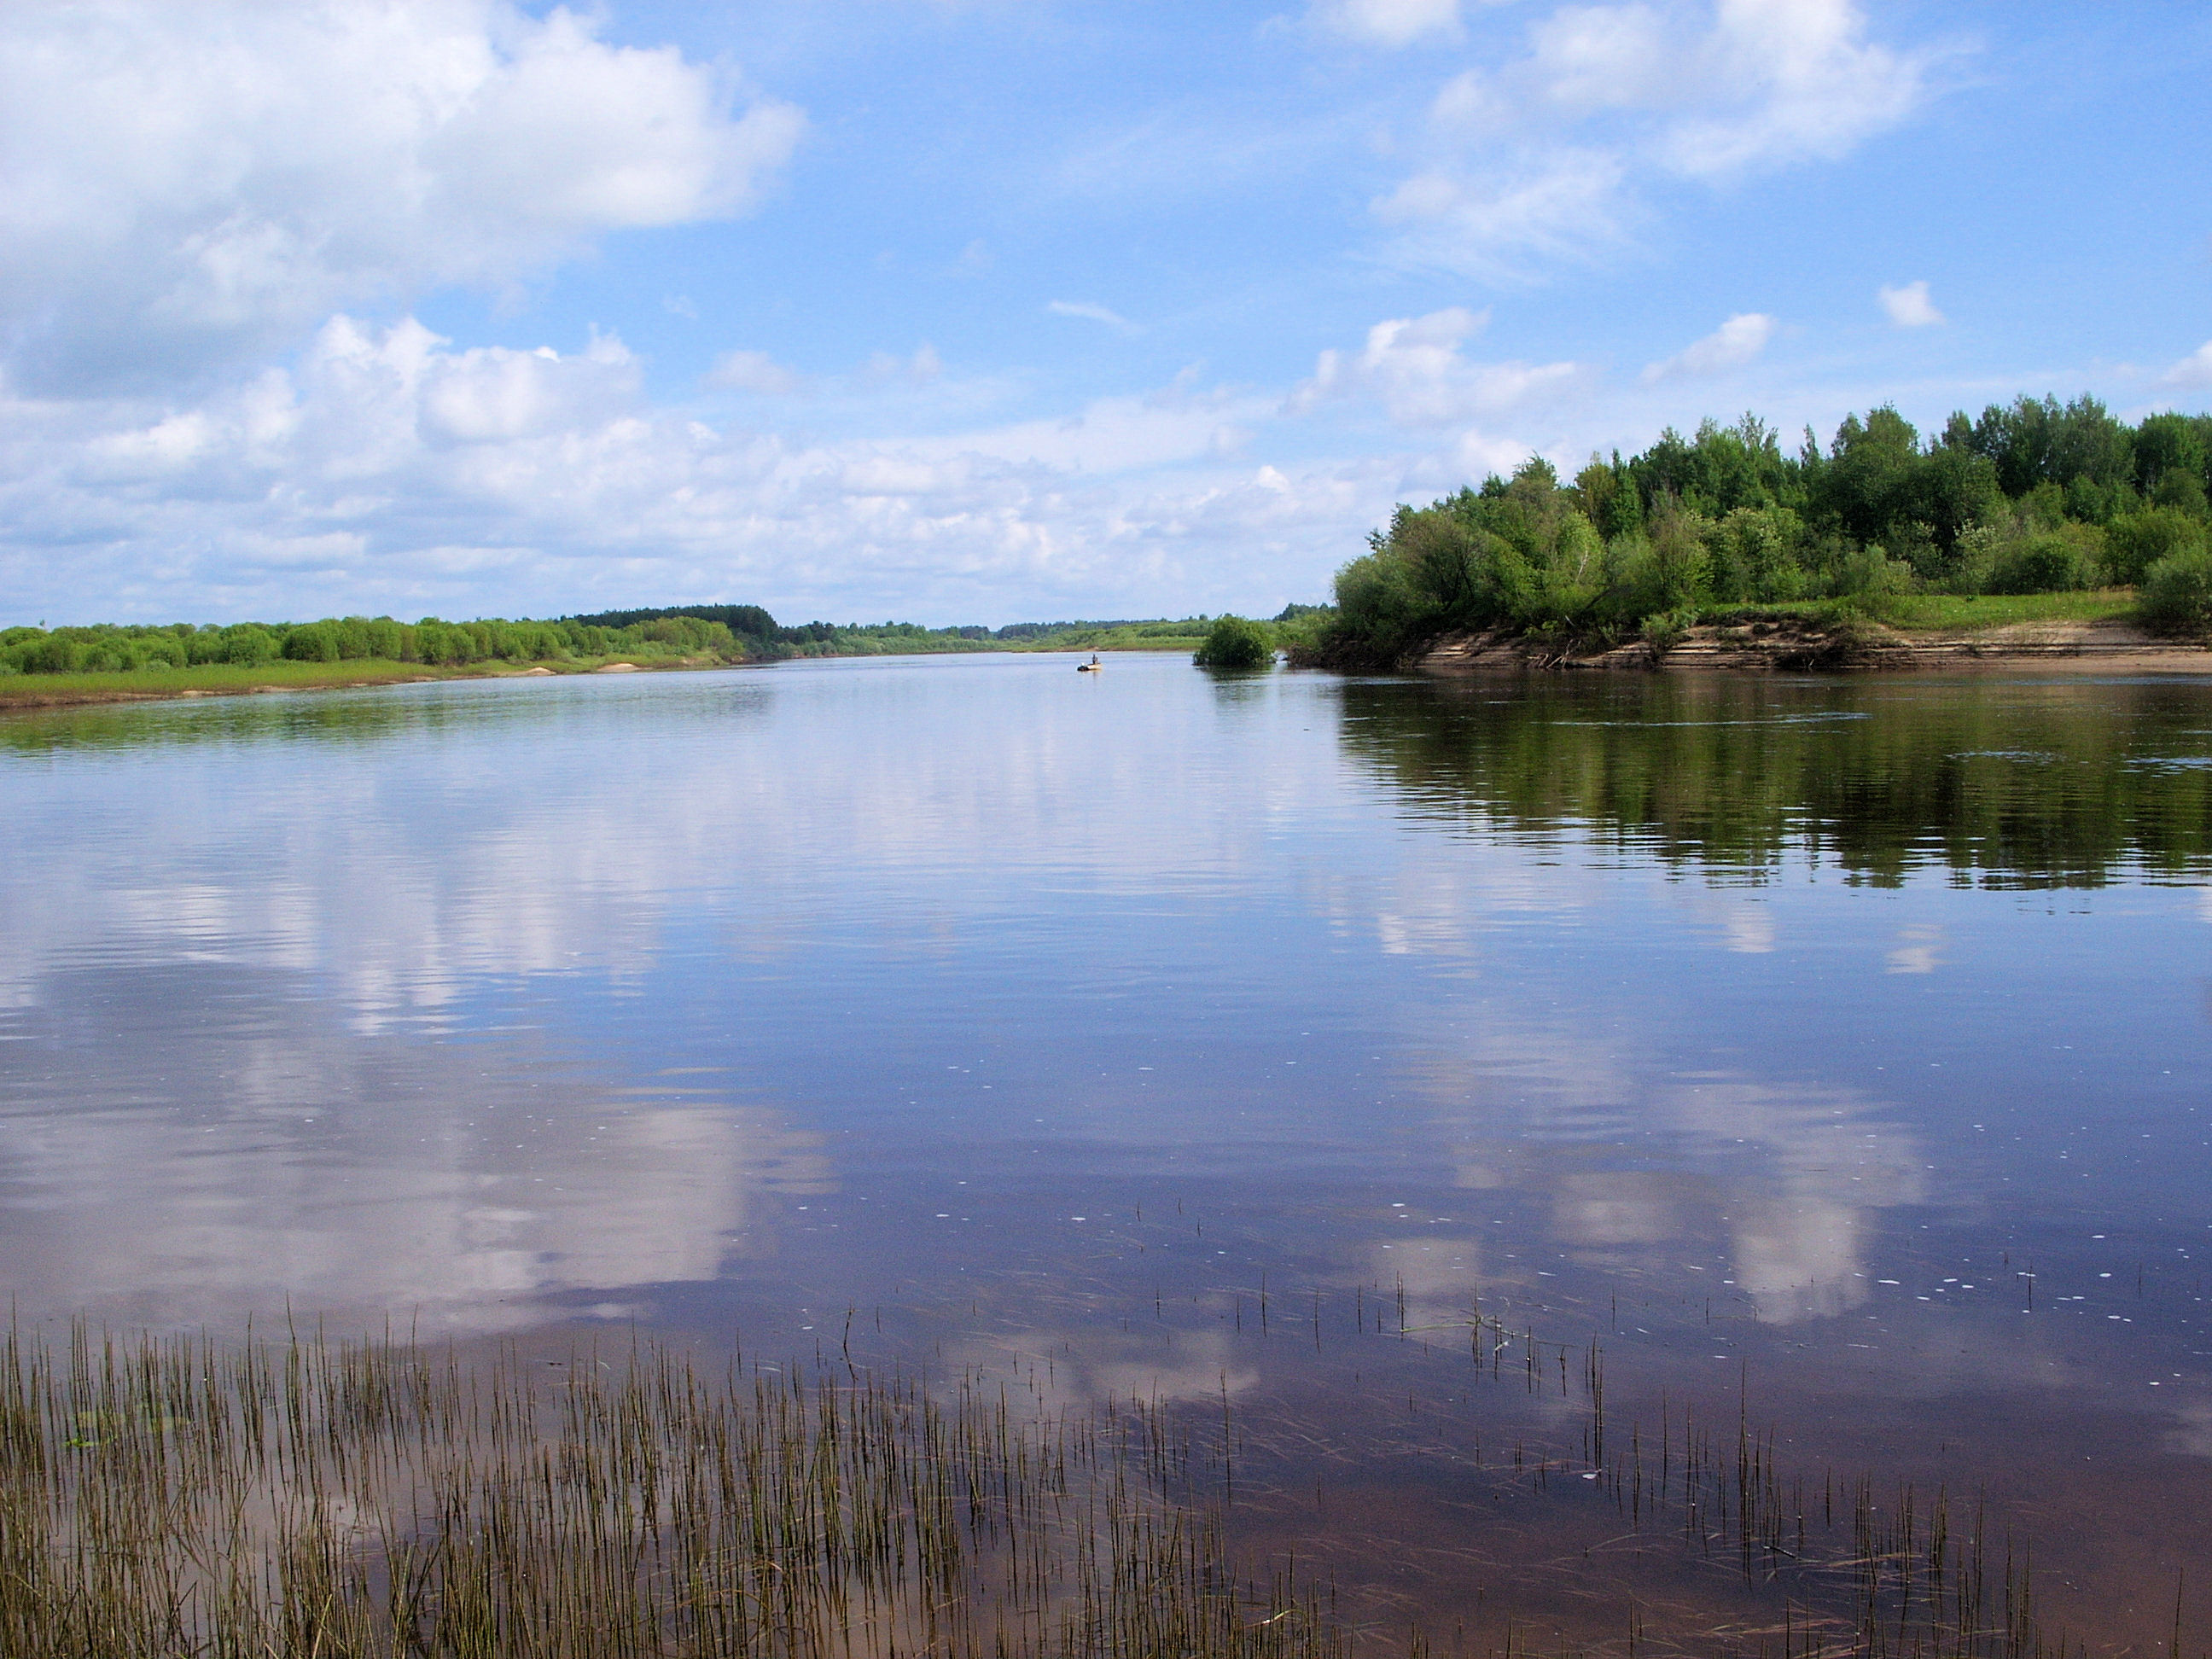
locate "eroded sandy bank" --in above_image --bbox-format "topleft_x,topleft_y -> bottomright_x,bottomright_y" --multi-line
1417,617 -> 2212,674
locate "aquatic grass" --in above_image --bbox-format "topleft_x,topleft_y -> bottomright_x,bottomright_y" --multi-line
1190,1279 -> 2074,1659
0,1322 -> 1340,1658
0,1288 -> 2128,1659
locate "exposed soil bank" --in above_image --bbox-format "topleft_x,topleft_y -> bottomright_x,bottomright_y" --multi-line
1418,616 -> 2212,674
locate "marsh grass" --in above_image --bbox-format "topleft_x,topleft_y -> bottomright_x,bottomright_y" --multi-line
0,1300 -> 2096,1659
1220,1291 -> 2066,1659
0,1324 -> 1337,1658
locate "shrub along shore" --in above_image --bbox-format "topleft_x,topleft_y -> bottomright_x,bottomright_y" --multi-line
0,608 -> 1214,709
1289,394 -> 2212,670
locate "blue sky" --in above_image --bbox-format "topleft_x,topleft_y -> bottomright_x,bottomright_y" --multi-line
2,0 -> 2208,627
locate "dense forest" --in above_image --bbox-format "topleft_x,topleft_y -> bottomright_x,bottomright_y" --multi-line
0,603 -> 1212,678
1295,394 -> 2212,669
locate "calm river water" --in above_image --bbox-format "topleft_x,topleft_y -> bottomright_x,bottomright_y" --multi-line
3,653 -> 2209,1652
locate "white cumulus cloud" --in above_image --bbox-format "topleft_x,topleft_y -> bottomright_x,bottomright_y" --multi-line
1288,307 -> 1586,425
1878,280 -> 1944,327
0,0 -> 803,394
0,315 -> 1423,626
1641,311 -> 1776,381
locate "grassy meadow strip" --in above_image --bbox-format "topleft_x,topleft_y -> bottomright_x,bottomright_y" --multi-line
1836,589 -> 2141,631
0,657 -> 498,708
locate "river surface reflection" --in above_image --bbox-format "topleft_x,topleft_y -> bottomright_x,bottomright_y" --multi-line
2,655 -> 2209,1651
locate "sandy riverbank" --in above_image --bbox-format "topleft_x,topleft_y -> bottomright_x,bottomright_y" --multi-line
1418,616 -> 2212,674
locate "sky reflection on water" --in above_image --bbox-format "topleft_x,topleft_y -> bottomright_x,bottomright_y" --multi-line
2,655 -> 2209,1648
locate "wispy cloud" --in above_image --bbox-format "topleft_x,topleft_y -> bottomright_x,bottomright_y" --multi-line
2161,341 -> 2212,390
1312,0 -> 1465,49
1046,300 -> 1142,335
1642,312 -> 1776,382
1377,0 -> 1948,277
865,344 -> 943,385
705,349 -> 806,395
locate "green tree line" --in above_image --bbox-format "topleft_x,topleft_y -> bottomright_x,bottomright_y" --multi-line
0,604 -> 1222,678
0,612 -> 750,677
1298,395 -> 2212,668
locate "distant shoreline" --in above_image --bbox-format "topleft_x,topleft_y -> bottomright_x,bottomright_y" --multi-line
0,644 -> 1204,714
0,656 -> 715,713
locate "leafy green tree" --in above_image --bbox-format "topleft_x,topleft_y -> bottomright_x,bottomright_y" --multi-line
2152,469 -> 2209,517
1968,394 -> 2132,498
282,622 -> 343,662
2106,508 -> 2208,585
222,626 -> 279,666
1192,615 -> 1273,670
1819,406 -> 1922,546
2132,413 -> 2206,504
1917,442 -> 2002,557
1572,456 -> 1639,539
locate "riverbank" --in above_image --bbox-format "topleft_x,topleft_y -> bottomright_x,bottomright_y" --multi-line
0,654 -> 738,712
1417,613 -> 2212,673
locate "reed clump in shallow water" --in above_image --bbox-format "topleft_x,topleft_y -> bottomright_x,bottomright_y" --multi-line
0,1323 -> 1339,1658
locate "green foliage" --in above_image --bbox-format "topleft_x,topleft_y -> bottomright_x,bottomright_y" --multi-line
1625,415 -> 1798,519
1823,406 -> 1926,546
1964,394 -> 2135,499
567,602 -> 779,638
0,607 -> 1237,684
1835,544 -> 1918,600
2104,507 -> 2207,585
2139,550 -> 2212,635
0,612 -> 754,678
2131,412 -> 2208,501
1192,614 -> 1275,670
1709,507 -> 1807,602
1269,605 -> 1336,659
1984,525 -> 2104,595
1304,389 -> 2212,667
